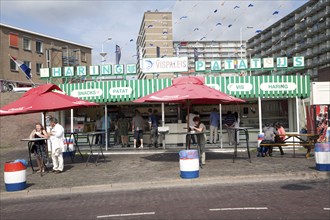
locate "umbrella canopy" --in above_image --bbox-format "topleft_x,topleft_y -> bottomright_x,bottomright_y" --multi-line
0,83 -> 98,116
134,76 -> 245,104
134,76 -> 245,148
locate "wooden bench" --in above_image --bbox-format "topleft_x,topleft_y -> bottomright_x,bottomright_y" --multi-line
259,142 -> 314,158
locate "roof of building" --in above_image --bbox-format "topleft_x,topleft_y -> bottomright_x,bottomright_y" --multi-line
0,23 -> 93,49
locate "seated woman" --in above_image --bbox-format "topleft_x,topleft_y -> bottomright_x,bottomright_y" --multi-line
29,123 -> 48,172
273,122 -> 285,155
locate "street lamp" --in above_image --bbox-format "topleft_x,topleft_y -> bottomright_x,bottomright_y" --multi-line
240,26 -> 253,59
247,48 -> 254,76
100,37 -> 112,63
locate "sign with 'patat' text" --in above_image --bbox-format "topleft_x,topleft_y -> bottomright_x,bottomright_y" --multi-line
195,56 -> 304,72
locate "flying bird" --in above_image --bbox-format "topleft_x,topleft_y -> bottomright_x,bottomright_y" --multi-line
149,43 -> 154,46
200,36 -> 206,40
255,29 -> 262,33
273,11 -> 279,15
214,9 -> 218,13
234,6 -> 240,9
248,4 -> 254,7
216,22 -> 222,26
193,27 -> 199,31
163,31 -> 168,34
147,24 -> 153,28
130,39 -> 134,42
228,24 -> 232,28
180,16 -> 188,19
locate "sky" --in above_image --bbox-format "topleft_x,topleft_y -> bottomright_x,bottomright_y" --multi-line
1,0 -> 308,65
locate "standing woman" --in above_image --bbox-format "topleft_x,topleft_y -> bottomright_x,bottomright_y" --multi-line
192,116 -> 206,167
29,123 -> 48,172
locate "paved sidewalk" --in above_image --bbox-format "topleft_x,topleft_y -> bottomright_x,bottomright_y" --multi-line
1,145 -> 329,200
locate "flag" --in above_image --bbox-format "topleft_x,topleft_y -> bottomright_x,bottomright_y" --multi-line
9,55 -> 32,80
194,48 -> 199,62
115,45 -> 121,64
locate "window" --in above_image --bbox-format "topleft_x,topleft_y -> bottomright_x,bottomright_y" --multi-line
81,51 -> 87,62
23,37 -> 31,51
36,40 -> 43,53
24,61 -> 31,69
36,63 -> 43,75
10,59 -> 18,71
9,33 -> 19,48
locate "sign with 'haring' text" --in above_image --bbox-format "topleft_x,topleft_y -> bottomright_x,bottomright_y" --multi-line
39,64 -> 137,78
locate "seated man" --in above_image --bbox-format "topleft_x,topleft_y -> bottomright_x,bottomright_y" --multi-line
259,123 -> 278,157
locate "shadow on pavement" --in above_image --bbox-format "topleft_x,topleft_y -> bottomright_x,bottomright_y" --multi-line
142,153 -> 179,162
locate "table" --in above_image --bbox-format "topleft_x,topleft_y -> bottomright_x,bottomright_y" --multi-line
228,127 -> 253,163
277,133 -> 319,158
178,131 -> 205,167
64,132 -> 84,162
158,127 -> 169,149
84,131 -> 106,166
21,138 -> 48,176
184,131 -> 204,150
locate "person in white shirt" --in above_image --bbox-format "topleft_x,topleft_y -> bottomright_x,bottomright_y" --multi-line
48,117 -> 65,174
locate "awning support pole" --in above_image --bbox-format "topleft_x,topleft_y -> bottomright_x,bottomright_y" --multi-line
258,97 -> 262,133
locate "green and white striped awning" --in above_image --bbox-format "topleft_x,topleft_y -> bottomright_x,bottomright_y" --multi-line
59,75 -> 310,103
205,75 -> 310,99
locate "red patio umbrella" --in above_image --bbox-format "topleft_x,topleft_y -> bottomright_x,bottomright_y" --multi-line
134,76 -> 245,136
134,76 -> 244,105
0,83 -> 98,116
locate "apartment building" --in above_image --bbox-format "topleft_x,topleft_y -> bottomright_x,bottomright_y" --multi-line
0,23 -> 93,91
247,0 -> 330,80
136,11 -> 174,79
173,40 -> 246,75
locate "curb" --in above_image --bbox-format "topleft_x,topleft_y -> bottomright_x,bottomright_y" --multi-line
1,171 -> 328,201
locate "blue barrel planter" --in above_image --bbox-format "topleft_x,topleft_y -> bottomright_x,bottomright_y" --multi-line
179,150 -> 199,179
315,143 -> 330,171
4,161 -> 27,191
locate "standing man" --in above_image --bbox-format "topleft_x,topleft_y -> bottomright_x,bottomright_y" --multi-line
224,111 -> 236,146
117,112 -> 130,148
48,117 -> 65,174
132,109 -> 144,149
148,109 -> 159,148
209,108 -> 220,144
234,112 -> 240,145
94,113 -> 102,144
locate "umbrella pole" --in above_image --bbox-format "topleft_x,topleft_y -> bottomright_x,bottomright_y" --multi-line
105,104 -> 108,151
258,97 -> 262,133
71,109 -> 74,132
42,111 -> 51,166
219,104 -> 223,149
161,103 -> 165,127
187,101 -> 191,149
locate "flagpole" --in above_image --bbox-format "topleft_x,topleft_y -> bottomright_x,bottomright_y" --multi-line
8,54 -> 36,87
